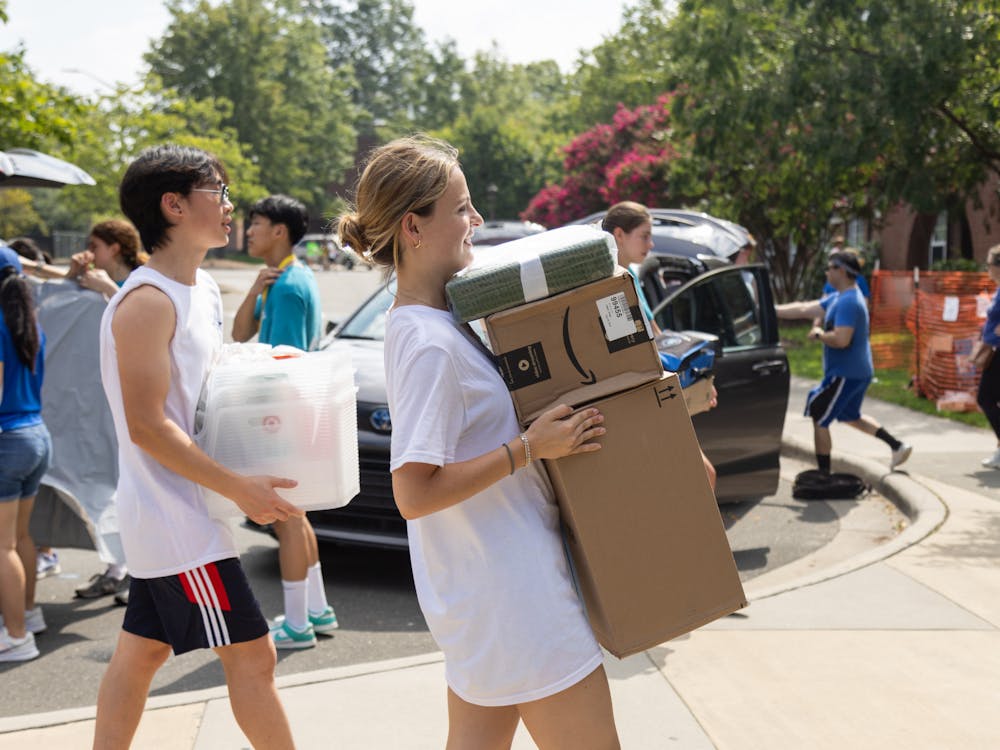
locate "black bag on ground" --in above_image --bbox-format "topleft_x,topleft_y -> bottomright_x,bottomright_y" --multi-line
792,469 -> 868,500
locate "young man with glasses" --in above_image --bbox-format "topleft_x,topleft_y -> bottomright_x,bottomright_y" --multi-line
776,251 -> 912,473
232,195 -> 338,650
94,145 -> 300,749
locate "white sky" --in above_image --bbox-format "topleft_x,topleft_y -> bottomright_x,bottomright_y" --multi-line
0,0 -> 629,97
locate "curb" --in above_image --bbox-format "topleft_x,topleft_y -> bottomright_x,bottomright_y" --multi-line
744,435 -> 949,601
0,652 -> 445,735
0,436 -> 952,736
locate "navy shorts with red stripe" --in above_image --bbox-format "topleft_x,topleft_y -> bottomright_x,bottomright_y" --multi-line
122,558 -> 268,655
804,375 -> 870,428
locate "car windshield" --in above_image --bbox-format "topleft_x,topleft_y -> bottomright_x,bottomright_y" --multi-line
336,280 -> 396,341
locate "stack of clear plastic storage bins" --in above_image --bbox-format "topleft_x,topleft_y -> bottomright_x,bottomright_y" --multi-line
196,344 -> 359,519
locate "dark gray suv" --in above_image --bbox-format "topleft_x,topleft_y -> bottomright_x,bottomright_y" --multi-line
307,247 -> 789,548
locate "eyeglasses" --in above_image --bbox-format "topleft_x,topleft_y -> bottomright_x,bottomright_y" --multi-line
190,183 -> 230,204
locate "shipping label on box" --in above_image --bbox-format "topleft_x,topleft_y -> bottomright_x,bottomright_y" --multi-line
486,270 -> 663,425
544,373 -> 746,658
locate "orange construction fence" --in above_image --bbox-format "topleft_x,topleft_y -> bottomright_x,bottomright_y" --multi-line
869,270 -> 994,409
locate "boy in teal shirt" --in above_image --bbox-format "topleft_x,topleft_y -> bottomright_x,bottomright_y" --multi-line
232,195 -> 337,649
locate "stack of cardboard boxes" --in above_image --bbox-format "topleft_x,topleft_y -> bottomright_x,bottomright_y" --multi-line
447,226 -> 746,658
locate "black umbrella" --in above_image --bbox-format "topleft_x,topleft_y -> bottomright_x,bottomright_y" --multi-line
0,148 -> 96,189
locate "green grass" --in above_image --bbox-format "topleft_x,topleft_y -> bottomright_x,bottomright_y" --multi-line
780,321 -> 990,429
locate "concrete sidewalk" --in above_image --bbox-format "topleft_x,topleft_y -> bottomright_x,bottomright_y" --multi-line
3,377 -> 999,749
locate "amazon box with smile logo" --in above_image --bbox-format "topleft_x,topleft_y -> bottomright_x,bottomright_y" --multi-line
544,373 -> 747,657
484,269 -> 663,425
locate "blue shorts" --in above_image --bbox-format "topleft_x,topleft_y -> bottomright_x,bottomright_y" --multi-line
0,423 -> 51,502
122,558 -> 268,655
805,376 -> 870,427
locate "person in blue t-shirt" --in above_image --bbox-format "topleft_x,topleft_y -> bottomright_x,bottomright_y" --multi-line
233,198 -> 322,352
232,195 -> 336,649
0,247 -> 51,662
821,245 -> 869,300
776,251 -> 911,474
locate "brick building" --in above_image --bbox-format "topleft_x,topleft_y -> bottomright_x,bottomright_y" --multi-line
875,172 -> 1000,270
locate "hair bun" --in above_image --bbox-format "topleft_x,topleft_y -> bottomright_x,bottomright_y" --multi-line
337,214 -> 368,257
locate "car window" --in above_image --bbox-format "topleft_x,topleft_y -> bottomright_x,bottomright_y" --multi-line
654,281 -> 725,341
338,283 -> 394,340
717,270 -> 763,347
653,268 -> 763,349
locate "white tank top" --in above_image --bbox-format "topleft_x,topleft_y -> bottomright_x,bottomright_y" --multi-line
99,266 -> 235,578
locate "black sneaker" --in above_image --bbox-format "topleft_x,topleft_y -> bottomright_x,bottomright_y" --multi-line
75,572 -> 130,599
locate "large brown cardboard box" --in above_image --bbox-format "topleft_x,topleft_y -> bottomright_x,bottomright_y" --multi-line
544,373 -> 746,658
485,269 -> 663,425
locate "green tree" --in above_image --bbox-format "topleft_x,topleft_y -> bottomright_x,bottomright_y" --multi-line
0,189 -> 46,237
566,0 -> 678,128
415,38 -> 466,131
1,7 -> 93,238
0,46 -> 83,152
146,0 -> 356,213
667,0 -> 1000,299
439,50 -> 572,220
32,78 -> 265,233
313,0 -> 447,137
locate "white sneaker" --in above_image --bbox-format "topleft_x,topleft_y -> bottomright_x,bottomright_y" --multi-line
274,606 -> 339,634
269,620 -> 316,650
25,607 -> 46,634
982,449 -> 1000,469
0,607 -> 46,635
890,444 -> 912,470
36,550 -> 60,579
0,629 -> 39,662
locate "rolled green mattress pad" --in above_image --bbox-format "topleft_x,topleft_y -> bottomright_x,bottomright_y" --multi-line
445,225 -> 618,322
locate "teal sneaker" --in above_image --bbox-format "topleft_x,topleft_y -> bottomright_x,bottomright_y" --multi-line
270,620 -> 316,650
308,606 -> 339,634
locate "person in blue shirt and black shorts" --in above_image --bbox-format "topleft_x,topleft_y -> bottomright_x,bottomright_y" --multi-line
777,251 -> 912,473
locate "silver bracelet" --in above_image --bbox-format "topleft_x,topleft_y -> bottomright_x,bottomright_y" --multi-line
520,433 -> 532,467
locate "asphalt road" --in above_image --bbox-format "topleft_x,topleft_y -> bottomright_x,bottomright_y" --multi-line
1,263 -> 903,718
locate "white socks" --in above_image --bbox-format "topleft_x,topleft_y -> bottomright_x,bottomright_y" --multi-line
307,562 -> 329,615
283,563 -> 330,630
281,578 -> 309,631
